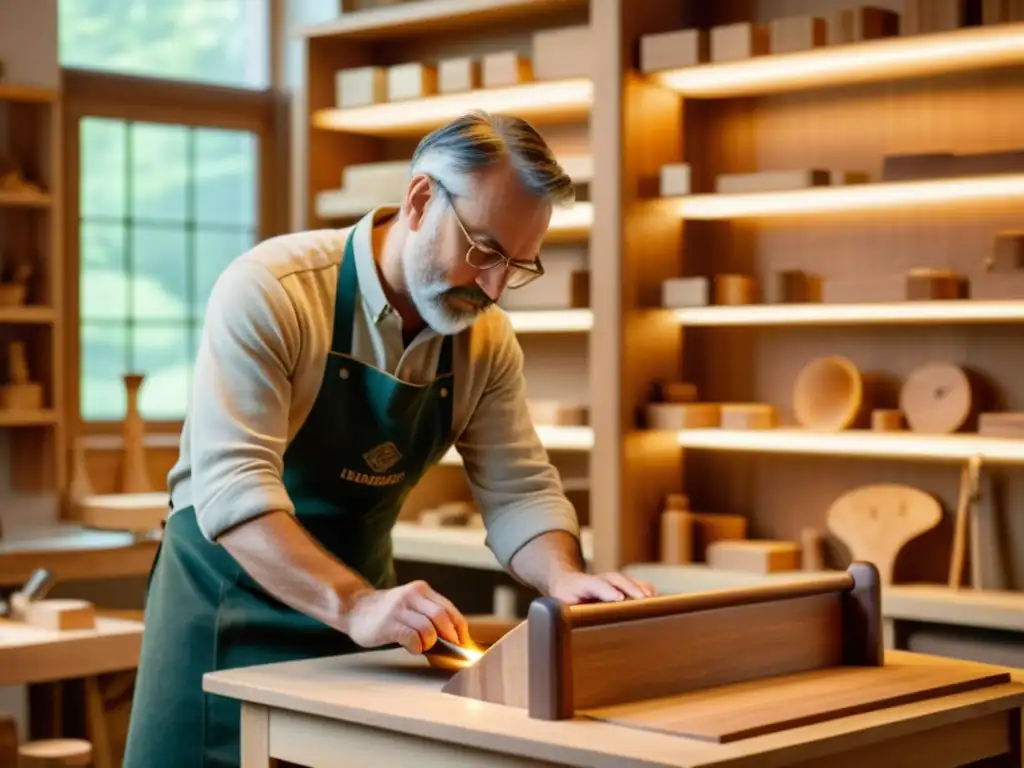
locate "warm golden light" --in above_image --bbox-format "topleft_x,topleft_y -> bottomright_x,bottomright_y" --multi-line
674,429 -> 1023,464
506,309 -> 593,333
312,78 -> 593,137
652,23 -> 1024,97
673,301 -> 1024,326
548,201 -> 593,233
672,175 -> 1024,219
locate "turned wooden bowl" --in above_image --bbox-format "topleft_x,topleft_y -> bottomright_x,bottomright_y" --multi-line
793,356 -> 863,432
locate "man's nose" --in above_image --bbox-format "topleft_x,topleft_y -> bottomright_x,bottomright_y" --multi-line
476,266 -> 507,301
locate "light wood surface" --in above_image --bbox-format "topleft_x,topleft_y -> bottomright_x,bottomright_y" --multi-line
0,616 -> 143,686
204,648 -> 1024,768
0,525 -> 158,586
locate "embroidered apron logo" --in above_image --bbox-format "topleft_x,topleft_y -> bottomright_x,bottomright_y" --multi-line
340,441 -> 406,486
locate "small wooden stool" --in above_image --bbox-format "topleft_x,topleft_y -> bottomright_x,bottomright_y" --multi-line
17,739 -> 92,767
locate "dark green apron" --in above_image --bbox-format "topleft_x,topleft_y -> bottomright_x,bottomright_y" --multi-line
123,227 -> 455,768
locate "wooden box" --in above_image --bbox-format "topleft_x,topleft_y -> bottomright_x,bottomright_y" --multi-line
335,66 -> 387,108
662,277 -> 709,307
826,7 -> 900,44
387,62 -> 437,101
438,57 -> 480,93
532,25 -> 591,80
706,540 -> 802,573
640,29 -> 709,73
769,16 -> 827,54
482,52 -> 532,88
710,22 -> 770,62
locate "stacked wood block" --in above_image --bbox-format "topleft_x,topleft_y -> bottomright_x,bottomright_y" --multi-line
531,25 -> 591,80
640,29 -> 708,73
821,269 -> 969,303
902,0 -> 983,35
770,270 -> 822,303
826,7 -> 900,43
658,493 -> 749,565
976,230 -> 1024,298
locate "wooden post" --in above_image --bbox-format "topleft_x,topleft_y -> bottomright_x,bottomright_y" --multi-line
842,561 -> 884,666
527,597 -> 573,721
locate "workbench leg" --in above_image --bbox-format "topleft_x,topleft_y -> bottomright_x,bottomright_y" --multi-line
240,703 -> 278,767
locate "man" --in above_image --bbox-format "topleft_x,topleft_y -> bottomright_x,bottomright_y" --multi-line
123,111 -> 653,768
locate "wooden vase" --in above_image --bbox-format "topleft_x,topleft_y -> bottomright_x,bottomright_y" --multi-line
121,373 -> 152,493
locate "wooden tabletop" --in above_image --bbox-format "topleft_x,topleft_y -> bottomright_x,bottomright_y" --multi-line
204,648 -> 1024,768
0,616 -> 144,686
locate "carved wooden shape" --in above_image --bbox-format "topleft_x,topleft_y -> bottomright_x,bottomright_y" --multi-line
121,373 -> 152,493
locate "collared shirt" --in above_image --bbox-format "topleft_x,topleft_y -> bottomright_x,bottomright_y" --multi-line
167,206 -> 580,569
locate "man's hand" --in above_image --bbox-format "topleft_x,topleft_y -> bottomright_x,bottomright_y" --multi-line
547,570 -> 655,605
344,580 -> 470,654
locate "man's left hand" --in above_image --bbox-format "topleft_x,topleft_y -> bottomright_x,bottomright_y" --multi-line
547,570 -> 655,604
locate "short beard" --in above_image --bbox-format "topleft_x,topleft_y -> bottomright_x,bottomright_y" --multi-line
402,220 -> 494,336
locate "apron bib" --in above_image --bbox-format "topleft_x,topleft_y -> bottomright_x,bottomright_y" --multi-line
123,227 -> 455,768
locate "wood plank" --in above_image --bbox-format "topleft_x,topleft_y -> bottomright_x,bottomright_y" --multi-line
581,659 -> 1010,743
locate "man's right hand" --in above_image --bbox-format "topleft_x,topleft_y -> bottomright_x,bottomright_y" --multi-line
343,580 -> 470,654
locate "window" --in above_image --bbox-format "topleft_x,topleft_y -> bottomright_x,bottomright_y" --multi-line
59,0 -> 269,90
79,118 -> 259,420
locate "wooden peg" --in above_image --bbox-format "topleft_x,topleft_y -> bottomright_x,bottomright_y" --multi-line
121,373 -> 153,493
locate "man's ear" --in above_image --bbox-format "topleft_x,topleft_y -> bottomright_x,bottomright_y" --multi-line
403,174 -> 434,232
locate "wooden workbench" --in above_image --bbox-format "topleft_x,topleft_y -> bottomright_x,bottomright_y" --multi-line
204,648 -> 1024,767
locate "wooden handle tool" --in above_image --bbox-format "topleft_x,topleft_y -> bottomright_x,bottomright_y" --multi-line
948,454 -> 982,589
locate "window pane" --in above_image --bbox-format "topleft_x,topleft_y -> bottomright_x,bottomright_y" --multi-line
133,325 -> 192,419
132,226 -> 189,321
81,323 -> 128,420
131,123 -> 189,222
81,222 -> 128,321
58,0 -> 269,90
193,229 -> 253,320
195,129 -> 257,227
81,118 -> 126,218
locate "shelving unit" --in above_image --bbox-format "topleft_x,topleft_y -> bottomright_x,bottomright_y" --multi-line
0,81 -> 65,495
299,1 -> 1024,641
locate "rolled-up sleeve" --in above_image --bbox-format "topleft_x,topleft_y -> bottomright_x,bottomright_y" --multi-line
455,313 -> 581,569
189,260 -> 301,541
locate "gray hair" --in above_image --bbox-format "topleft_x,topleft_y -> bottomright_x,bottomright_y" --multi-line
409,111 -> 575,208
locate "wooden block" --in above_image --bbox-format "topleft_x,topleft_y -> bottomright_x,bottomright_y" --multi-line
659,163 -> 691,196
769,16 -> 827,54
482,52 -> 532,88
881,152 -> 957,181
719,403 -> 777,430
640,28 -> 709,73
800,528 -> 826,571
821,274 -> 906,303
972,272 -> 1024,299
689,513 -> 748,560
11,596 -> 96,631
438,57 -> 480,93
0,382 -> 43,410
984,0 -> 1024,22
952,149 -> 1024,176
826,7 -> 900,44
660,510 -> 693,564
657,381 -> 698,403
662,277 -> 709,307
387,62 -> 437,101
532,25 -> 591,80
341,160 -> 410,193
335,66 -> 387,108
706,540 -> 801,573
716,169 -> 831,194
714,274 -> 756,305
710,22 -> 770,62
771,270 -> 822,303
978,412 -> 1024,438
988,231 -> 1024,271
904,268 -> 969,300
570,270 -> 589,308
646,403 -> 721,429
871,409 -> 905,431
830,170 -> 872,185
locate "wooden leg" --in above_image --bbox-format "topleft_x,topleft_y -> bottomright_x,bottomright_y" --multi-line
83,677 -> 113,768
240,704 -> 278,768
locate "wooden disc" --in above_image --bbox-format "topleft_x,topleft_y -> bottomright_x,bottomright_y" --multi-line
792,356 -> 863,431
18,738 -> 92,766
899,362 -> 973,433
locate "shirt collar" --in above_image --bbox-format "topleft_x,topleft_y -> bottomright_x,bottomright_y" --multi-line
351,205 -> 399,326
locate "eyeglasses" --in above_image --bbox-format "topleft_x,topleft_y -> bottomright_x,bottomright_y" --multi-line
435,180 -> 545,290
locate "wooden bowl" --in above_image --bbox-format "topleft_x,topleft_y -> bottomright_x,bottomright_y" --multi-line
793,356 -> 863,432
425,616 -> 521,671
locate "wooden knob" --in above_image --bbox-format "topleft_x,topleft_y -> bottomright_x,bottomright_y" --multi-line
18,738 -> 92,767
793,356 -> 863,431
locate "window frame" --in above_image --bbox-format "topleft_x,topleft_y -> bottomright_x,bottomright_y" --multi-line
64,67 -> 290,437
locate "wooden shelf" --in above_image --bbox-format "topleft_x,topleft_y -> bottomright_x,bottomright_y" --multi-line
0,409 -> 58,427
439,425 -> 593,465
506,309 -> 592,333
392,521 -> 593,570
671,301 -> 1024,327
297,0 -> 587,40
0,83 -> 58,104
311,78 -> 593,138
0,189 -> 52,208
671,428 -> 1024,464
670,174 -> 1024,220
649,22 -> 1024,98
